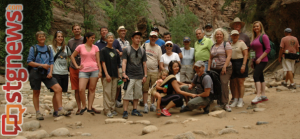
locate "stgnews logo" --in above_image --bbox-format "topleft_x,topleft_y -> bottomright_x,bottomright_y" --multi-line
1,4 -> 27,136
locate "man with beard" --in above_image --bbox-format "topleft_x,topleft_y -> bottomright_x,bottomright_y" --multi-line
204,24 -> 214,43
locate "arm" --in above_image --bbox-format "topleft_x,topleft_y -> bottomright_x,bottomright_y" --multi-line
142,61 -> 147,83
171,80 -> 196,98
178,53 -> 183,59
156,81 -> 164,90
241,49 -> 248,74
222,49 -> 232,75
278,39 -> 284,63
257,35 -> 271,62
207,53 -> 212,71
70,50 -> 81,69
96,51 -> 102,75
198,88 -> 211,97
122,59 -> 128,81
47,65 -> 53,79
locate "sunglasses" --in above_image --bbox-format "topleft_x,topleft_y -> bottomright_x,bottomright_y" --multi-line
150,36 -> 158,39
166,44 -> 173,47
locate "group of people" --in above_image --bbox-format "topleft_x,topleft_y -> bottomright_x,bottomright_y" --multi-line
27,17 -> 299,120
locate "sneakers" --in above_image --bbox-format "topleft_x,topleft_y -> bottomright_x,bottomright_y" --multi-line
57,108 -> 71,116
131,109 -> 143,117
237,100 -> 244,108
288,84 -> 296,89
36,112 -> 44,120
53,111 -> 59,117
230,100 -> 238,108
224,104 -> 232,112
150,104 -> 156,112
161,108 -> 171,116
122,111 -> 128,119
107,112 -> 114,118
143,105 -> 148,113
112,111 -> 118,116
261,96 -> 268,102
251,96 -> 262,104
115,100 -> 123,108
281,81 -> 288,87
180,106 -> 191,113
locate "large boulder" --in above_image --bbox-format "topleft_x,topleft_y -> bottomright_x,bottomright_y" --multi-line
274,69 -> 286,81
50,128 -> 70,137
21,130 -> 49,139
22,120 -> 41,131
142,125 -> 158,135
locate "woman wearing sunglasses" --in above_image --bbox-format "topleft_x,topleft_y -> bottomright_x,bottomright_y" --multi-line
160,41 -> 181,80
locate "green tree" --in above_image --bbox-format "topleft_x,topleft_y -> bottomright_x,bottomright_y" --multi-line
74,0 -> 99,33
0,0 -> 53,66
99,0 -> 149,41
167,6 -> 198,47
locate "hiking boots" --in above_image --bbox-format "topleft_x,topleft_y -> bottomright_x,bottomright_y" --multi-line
131,109 -> 143,117
36,112 -> 44,120
107,112 -> 114,118
251,96 -> 262,104
288,84 -> 296,89
203,105 -> 210,114
122,111 -> 128,119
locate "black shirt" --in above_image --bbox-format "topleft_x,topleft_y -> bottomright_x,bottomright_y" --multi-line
100,47 -> 120,78
162,77 -> 177,95
95,39 -> 122,59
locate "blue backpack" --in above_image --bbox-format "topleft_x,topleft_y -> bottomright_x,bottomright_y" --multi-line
27,45 -> 51,73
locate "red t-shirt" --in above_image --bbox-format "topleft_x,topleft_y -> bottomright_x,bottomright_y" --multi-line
280,35 -> 299,54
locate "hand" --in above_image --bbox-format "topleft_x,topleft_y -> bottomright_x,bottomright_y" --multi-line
142,77 -> 146,84
188,84 -> 193,90
278,57 -> 282,63
106,75 -> 111,82
207,68 -> 210,71
98,72 -> 102,78
46,73 -> 52,79
163,88 -> 167,93
77,65 -> 84,70
190,94 -> 197,98
221,66 -> 226,75
42,64 -> 50,70
240,65 -> 245,74
122,74 -> 129,82
255,58 -> 261,64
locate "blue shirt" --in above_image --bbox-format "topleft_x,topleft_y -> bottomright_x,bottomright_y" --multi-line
27,44 -> 54,74
145,38 -> 165,46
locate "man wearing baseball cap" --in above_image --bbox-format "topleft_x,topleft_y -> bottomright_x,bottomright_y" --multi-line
180,60 -> 213,113
122,31 -> 147,119
145,27 -> 165,46
278,28 -> 299,89
204,23 -> 214,43
142,31 -> 162,113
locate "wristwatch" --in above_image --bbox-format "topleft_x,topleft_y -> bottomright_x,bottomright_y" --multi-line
144,75 -> 148,78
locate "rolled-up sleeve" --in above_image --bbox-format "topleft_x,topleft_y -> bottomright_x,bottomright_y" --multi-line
27,47 -> 35,63
263,35 -> 271,54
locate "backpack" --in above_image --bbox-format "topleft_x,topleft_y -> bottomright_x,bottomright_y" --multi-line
27,45 -> 51,73
126,44 -> 146,57
259,34 -> 276,60
199,70 -> 222,101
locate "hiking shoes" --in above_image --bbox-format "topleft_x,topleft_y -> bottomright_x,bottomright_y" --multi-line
131,109 -> 143,117
150,104 -> 156,112
261,96 -> 269,101
58,108 -> 71,116
112,111 -> 118,116
281,81 -> 288,87
143,105 -> 148,113
107,112 -> 114,118
36,112 -> 44,120
237,100 -> 244,108
224,104 -> 232,112
53,111 -> 59,117
161,108 -> 171,116
251,96 -> 262,104
230,100 -> 238,108
122,111 -> 128,119
180,106 -> 191,113
288,84 -> 296,89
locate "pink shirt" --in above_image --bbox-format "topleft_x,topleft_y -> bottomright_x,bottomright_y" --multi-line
250,34 -> 271,62
75,44 -> 99,72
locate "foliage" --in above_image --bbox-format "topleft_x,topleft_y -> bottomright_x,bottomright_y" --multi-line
167,6 -> 198,47
99,0 -> 149,41
0,0 -> 53,66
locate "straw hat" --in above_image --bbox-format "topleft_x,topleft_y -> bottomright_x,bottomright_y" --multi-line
117,26 -> 127,33
230,17 -> 245,29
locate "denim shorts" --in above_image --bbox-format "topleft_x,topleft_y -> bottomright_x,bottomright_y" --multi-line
79,70 -> 99,78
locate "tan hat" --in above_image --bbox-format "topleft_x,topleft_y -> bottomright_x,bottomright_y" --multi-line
230,17 -> 245,29
231,30 -> 239,35
149,31 -> 158,37
117,26 -> 127,33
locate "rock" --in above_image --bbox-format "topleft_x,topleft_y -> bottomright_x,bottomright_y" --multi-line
22,99 -> 30,105
163,133 -> 175,138
274,69 -> 286,81
75,121 -> 82,126
126,121 -> 133,124
105,118 -> 126,124
292,90 -> 297,93
50,128 -> 70,137
181,118 -> 199,124
276,86 -> 289,91
164,119 -> 178,125
142,125 -> 158,135
22,120 -> 41,131
208,110 -> 226,118
134,120 -> 151,125
256,121 -> 268,125
21,130 -> 49,139
256,103 -> 266,108
233,117 -> 237,120
269,81 -> 278,87
12,136 -> 27,139
218,128 -> 238,135
64,101 -> 77,111
253,108 -> 266,112
244,83 -> 254,88
81,133 -> 91,136
225,125 -> 234,128
243,125 -> 252,129
54,116 -> 65,121
192,130 -> 208,136
43,95 -> 52,101
175,115 -> 180,118
174,131 -> 195,139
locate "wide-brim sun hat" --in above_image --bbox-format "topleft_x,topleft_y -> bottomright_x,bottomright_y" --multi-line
117,26 -> 127,33
230,17 -> 245,29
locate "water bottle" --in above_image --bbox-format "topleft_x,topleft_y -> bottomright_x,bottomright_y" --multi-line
250,50 -> 256,60
117,79 -> 123,87
163,85 -> 168,93
212,59 -> 217,68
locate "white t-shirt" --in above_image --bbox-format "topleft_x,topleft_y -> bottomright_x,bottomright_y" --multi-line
49,45 -> 71,75
180,47 -> 194,65
160,52 -> 181,80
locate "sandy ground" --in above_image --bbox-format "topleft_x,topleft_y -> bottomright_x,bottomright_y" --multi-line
1,74 -> 300,139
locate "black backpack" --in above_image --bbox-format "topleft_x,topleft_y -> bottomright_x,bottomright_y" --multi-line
27,45 -> 51,73
199,70 -> 222,101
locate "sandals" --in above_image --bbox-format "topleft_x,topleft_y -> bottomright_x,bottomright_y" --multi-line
76,109 -> 81,115
80,107 -> 87,115
87,109 -> 95,115
156,109 -> 161,117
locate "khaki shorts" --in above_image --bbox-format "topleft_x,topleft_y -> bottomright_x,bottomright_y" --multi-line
118,68 -> 122,78
123,79 -> 142,100
282,58 -> 295,73
180,65 -> 194,83
142,72 -> 158,92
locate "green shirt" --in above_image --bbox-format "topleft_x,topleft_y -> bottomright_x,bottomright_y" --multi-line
194,37 -> 213,62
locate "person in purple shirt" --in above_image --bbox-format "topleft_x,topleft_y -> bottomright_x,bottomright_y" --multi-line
250,21 -> 271,104
161,32 -> 183,59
